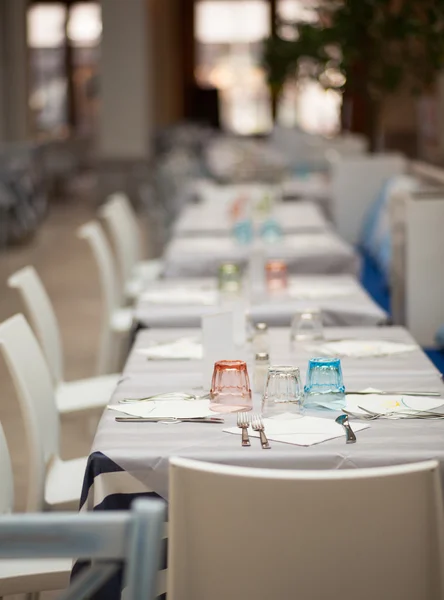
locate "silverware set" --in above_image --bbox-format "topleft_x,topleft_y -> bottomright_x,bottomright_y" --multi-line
237,413 -> 271,449
343,406 -> 444,421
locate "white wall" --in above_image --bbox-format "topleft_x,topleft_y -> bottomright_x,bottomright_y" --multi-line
330,153 -> 407,245
98,0 -> 152,160
405,194 -> 444,347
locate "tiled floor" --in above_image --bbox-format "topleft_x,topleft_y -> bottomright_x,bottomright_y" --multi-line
0,180 -> 129,598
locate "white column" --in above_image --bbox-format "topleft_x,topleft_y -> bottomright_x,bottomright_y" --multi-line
98,0 -> 152,160
0,0 -> 29,142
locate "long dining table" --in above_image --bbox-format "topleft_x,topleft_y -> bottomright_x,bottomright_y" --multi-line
81,325 -> 444,513
134,275 -> 387,329
76,324 -> 444,599
173,199 -> 329,237
162,231 -> 359,278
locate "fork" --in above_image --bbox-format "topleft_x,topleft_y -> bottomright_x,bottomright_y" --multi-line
343,407 -> 444,420
237,412 -> 251,447
251,414 -> 271,449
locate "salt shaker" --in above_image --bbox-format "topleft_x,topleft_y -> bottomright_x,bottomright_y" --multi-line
253,352 -> 270,394
253,322 -> 269,353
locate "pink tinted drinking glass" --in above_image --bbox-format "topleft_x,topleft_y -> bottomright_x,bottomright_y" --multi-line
266,260 -> 288,292
210,360 -> 252,413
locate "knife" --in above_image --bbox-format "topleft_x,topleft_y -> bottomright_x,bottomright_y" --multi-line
115,416 -> 224,423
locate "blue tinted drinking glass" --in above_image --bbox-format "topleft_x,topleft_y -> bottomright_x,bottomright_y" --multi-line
304,357 -> 345,410
233,219 -> 253,245
260,219 -> 283,243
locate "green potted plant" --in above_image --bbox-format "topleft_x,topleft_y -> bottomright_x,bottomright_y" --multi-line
263,0 -> 444,150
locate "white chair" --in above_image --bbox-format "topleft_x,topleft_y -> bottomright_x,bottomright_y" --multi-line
0,498 -> 165,600
168,457 -> 444,600
99,193 -> 162,300
0,314 -> 87,512
78,221 -> 132,375
0,421 -> 71,597
8,266 -> 119,414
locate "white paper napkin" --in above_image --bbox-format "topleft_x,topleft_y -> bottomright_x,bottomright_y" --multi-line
224,412 -> 369,446
318,340 -> 417,358
137,337 -> 203,360
140,288 -> 218,305
346,394 -> 444,416
109,399 -> 213,419
287,283 -> 355,300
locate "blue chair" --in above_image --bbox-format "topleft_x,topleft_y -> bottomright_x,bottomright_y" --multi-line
0,498 -> 165,599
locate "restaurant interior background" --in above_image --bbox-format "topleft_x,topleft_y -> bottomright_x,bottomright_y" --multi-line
1,0 -> 444,598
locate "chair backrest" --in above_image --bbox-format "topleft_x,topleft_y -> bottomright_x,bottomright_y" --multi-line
0,497 -> 166,600
168,457 -> 444,600
78,220 -> 121,374
8,265 -> 64,385
0,423 -> 14,514
0,314 -> 60,512
99,193 -> 142,287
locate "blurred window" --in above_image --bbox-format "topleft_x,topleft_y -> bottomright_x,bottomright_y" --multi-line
195,0 -> 272,135
28,3 -> 68,135
276,0 -> 341,136
27,1 -> 101,138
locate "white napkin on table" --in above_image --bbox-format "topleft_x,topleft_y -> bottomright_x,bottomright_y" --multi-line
140,288 -> 218,305
288,283 -> 355,300
318,339 -> 417,358
346,394 -> 444,416
137,337 -> 203,360
224,413 -> 369,446
109,399 -> 212,419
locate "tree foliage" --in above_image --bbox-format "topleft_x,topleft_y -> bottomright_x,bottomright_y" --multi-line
263,0 -> 444,100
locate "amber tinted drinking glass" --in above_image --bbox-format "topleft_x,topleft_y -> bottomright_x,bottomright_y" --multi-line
210,360 -> 252,413
265,260 -> 288,291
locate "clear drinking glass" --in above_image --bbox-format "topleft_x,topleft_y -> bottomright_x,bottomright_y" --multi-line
290,307 -> 324,344
262,365 -> 304,417
304,357 -> 346,410
218,263 -> 242,294
265,260 -> 288,292
210,360 -> 252,413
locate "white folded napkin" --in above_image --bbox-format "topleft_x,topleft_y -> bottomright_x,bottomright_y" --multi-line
318,339 -> 417,358
137,337 -> 203,360
224,412 -> 369,446
287,283 -> 356,300
109,399 -> 213,419
140,288 -> 218,305
346,394 -> 444,416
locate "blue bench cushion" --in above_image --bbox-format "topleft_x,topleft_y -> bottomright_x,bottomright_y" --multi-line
360,175 -> 419,279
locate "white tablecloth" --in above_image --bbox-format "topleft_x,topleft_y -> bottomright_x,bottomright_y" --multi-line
163,232 -> 359,278
91,326 -> 444,501
134,275 -> 386,329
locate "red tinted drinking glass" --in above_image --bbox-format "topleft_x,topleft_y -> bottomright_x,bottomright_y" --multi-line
210,360 -> 252,413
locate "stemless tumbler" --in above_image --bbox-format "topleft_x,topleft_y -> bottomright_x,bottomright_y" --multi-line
262,365 -> 304,417
210,360 -> 252,413
218,263 -> 242,294
304,357 -> 345,410
290,307 -> 324,344
265,260 -> 288,292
